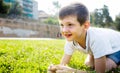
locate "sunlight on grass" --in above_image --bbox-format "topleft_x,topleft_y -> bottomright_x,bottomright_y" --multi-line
0,39 -> 65,73
0,39 -> 119,73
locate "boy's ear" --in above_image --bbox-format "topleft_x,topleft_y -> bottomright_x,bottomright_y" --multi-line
84,21 -> 90,29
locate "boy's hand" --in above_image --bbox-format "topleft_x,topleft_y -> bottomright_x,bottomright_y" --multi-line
48,64 -> 61,73
56,66 -> 75,73
48,64 -> 75,73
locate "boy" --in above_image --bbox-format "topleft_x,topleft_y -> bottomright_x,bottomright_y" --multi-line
48,2 -> 120,73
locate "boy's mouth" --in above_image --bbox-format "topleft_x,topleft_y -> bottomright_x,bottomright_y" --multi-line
64,34 -> 72,38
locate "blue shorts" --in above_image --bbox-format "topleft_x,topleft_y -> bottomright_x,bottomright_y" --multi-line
107,51 -> 120,65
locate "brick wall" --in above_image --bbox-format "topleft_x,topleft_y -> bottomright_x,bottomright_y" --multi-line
0,18 -> 61,38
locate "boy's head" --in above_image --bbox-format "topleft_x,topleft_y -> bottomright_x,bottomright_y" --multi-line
59,2 -> 89,25
58,2 -> 90,41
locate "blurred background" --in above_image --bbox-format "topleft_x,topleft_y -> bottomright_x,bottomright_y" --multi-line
0,0 -> 120,38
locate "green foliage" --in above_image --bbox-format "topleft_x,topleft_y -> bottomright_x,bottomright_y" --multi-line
90,5 -> 113,27
0,40 -> 119,73
69,51 -> 88,70
0,0 -> 11,14
52,1 -> 61,16
8,0 -> 22,18
44,17 -> 59,25
53,1 -> 61,9
0,40 -> 64,73
115,14 -> 120,31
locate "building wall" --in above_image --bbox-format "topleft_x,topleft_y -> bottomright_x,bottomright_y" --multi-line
0,18 -> 61,38
4,0 -> 15,3
22,0 -> 33,19
33,1 -> 38,20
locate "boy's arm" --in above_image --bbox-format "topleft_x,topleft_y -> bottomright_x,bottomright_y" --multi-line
53,56 -> 106,73
94,56 -> 106,73
60,54 -> 72,65
85,54 -> 94,68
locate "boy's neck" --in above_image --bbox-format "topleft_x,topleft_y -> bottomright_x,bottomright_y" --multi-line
75,31 -> 87,49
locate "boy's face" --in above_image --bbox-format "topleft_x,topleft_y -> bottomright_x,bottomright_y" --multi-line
59,15 -> 89,41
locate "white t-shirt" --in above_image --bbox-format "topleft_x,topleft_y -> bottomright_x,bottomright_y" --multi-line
64,27 -> 120,58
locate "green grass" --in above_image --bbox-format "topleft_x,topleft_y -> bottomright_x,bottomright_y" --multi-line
0,39 -> 119,73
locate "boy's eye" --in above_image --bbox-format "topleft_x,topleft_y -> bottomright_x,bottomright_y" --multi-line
68,24 -> 73,26
60,24 -> 63,26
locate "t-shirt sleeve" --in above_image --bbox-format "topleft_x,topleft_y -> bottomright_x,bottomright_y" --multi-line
64,41 -> 75,55
90,36 -> 112,59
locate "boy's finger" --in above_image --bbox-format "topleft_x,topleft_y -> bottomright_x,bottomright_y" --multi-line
48,65 -> 58,71
56,70 -> 65,73
55,65 -> 67,70
47,70 -> 56,73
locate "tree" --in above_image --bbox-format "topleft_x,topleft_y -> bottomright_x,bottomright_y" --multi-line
0,0 -> 10,14
93,9 -> 104,27
90,12 -> 94,25
44,17 -> 59,25
102,5 -> 113,27
115,14 -> 120,31
52,1 -> 61,16
91,5 -> 113,27
43,1 -> 61,25
8,0 -> 22,18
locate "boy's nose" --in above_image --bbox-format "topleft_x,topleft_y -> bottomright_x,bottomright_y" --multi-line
62,27 -> 69,32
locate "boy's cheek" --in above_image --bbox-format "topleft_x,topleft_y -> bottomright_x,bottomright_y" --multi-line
60,32 -> 64,36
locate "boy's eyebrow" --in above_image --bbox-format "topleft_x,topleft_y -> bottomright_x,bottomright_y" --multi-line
67,22 -> 73,24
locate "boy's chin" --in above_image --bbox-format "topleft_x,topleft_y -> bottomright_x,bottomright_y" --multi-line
66,38 -> 74,41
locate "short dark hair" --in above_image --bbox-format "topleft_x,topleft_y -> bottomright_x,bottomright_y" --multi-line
59,2 -> 89,25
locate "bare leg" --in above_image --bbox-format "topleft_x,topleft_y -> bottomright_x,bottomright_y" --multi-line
85,54 -> 118,72
106,58 -> 117,71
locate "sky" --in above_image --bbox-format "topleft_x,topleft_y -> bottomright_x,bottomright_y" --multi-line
35,0 -> 120,20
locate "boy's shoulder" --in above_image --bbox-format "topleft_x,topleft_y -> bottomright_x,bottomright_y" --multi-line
86,27 -> 120,44
87,27 -> 118,35
87,27 -> 116,41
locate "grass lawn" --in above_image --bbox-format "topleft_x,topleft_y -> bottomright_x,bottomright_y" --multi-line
0,39 -> 119,73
